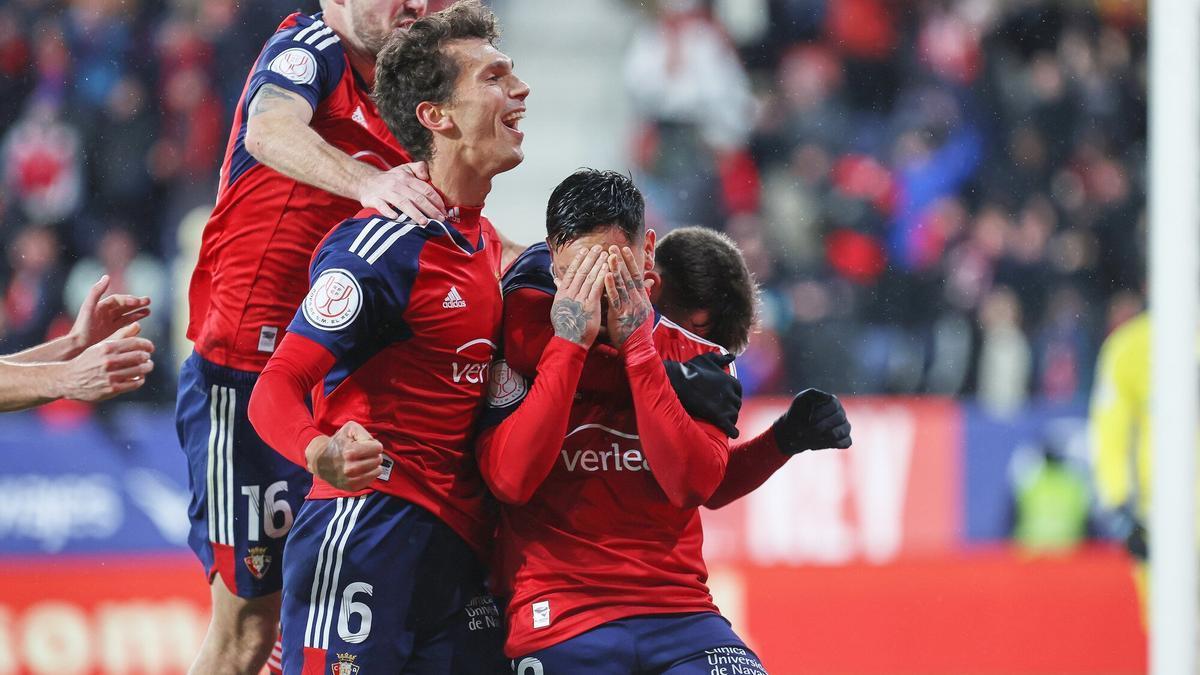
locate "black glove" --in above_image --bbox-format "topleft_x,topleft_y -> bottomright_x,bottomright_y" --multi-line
664,353 -> 742,438
772,388 -> 852,455
1108,505 -> 1148,561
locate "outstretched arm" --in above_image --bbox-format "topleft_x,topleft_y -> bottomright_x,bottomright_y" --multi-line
705,389 -> 852,509
705,431 -> 787,509
5,275 -> 150,364
0,323 -> 154,412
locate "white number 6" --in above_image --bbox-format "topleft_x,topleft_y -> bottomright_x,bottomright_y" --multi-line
338,582 -> 374,644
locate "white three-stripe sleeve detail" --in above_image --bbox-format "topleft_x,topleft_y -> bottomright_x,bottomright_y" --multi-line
356,221 -> 398,260
348,218 -> 381,254
305,27 -> 334,45
306,498 -> 348,647
366,224 -> 418,264
293,20 -> 324,43
315,35 -> 340,51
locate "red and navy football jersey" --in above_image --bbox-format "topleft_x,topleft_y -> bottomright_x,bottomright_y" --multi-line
479,244 -> 733,655
188,12 -> 410,372
288,207 -> 503,555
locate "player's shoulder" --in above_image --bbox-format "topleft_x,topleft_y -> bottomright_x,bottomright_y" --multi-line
1100,312 -> 1149,375
501,241 -> 553,296
316,213 -> 430,273
654,315 -> 728,358
1111,313 -> 1150,345
266,12 -> 343,52
258,12 -> 346,77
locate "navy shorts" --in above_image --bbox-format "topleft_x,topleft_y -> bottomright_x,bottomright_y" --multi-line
175,351 -> 312,597
280,492 -> 507,674
512,612 -> 766,675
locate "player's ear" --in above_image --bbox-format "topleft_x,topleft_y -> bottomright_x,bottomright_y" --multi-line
416,101 -> 453,134
642,228 -> 656,274
545,237 -> 561,281
645,269 -> 662,303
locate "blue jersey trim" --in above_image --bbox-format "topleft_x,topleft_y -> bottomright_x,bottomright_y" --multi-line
502,241 -> 554,297
287,216 -> 427,395
227,12 -> 348,190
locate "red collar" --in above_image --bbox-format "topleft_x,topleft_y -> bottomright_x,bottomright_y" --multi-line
445,204 -> 483,230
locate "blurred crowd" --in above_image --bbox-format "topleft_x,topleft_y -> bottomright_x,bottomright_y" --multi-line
624,0 -> 1147,415
0,0 -> 323,397
0,0 -> 1148,416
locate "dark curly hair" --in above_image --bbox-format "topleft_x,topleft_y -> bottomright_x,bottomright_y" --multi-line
545,169 -> 645,250
373,1 -> 498,161
655,227 -> 758,353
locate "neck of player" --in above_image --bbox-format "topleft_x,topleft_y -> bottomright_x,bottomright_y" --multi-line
344,48 -> 377,89
428,153 -> 492,208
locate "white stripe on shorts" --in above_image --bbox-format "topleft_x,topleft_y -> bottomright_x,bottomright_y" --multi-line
306,498 -> 349,647
223,387 -> 237,546
206,385 -> 220,543
215,387 -> 230,545
319,496 -> 367,648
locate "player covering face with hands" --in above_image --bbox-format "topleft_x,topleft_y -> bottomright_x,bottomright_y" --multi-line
478,169 -> 769,672
499,224 -> 853,513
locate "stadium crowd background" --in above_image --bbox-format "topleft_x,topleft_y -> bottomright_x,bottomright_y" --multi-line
0,0 -> 1152,670
0,0 -> 1146,415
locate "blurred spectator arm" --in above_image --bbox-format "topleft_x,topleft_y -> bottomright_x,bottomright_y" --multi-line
0,323 -> 153,412
2,275 -> 150,364
0,359 -> 74,411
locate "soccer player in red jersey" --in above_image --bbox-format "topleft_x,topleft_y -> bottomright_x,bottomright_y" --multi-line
477,170 -> 770,672
174,1 -> 465,672
248,2 -> 522,670
498,225 -> 853,517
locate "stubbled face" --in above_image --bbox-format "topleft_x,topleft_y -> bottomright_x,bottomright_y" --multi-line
441,38 -> 529,177
348,0 -> 426,55
549,226 -> 655,341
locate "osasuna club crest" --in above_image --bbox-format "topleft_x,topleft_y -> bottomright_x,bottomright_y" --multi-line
244,546 -> 272,580
303,268 -> 362,331
332,653 -> 359,675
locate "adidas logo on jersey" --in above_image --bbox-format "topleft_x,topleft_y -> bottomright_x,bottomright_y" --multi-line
443,286 -> 467,309
351,105 -> 367,128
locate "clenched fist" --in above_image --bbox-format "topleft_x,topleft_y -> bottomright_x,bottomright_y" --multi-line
305,420 -> 384,491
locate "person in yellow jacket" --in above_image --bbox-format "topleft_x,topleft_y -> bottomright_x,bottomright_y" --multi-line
1089,311 -> 1150,554
1089,310 -> 1198,615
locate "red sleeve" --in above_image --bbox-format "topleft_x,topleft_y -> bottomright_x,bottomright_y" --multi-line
704,427 -> 788,509
248,332 -> 337,469
477,337 -> 587,505
503,287 -> 625,391
622,321 -> 730,509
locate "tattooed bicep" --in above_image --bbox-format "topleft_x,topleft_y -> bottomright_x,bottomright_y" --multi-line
248,84 -> 311,119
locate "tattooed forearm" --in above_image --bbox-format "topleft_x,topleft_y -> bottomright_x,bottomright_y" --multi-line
552,298 -> 592,345
249,84 -> 304,117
